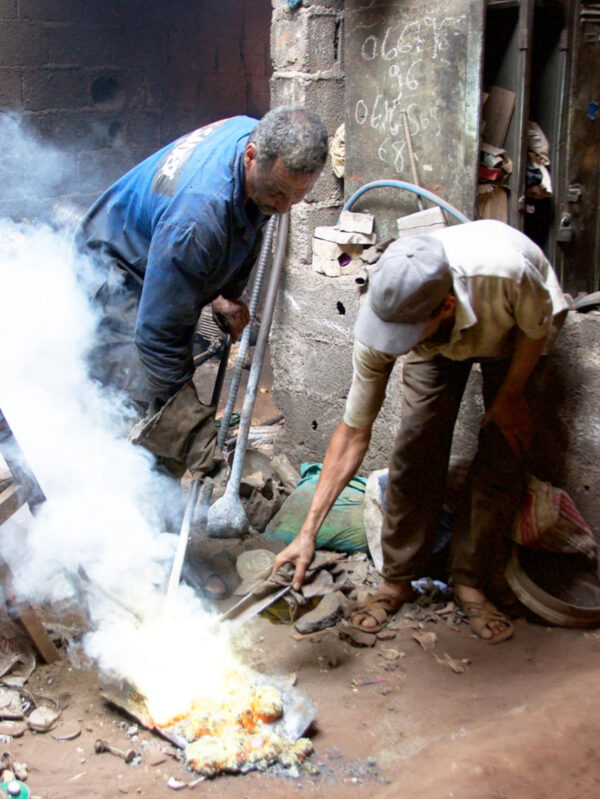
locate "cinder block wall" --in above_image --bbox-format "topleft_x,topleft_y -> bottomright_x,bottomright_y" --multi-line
0,0 -> 271,220
269,0 -> 600,536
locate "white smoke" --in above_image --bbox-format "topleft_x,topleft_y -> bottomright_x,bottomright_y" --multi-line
0,117 -> 236,707
0,112 -> 76,218
0,219 -> 181,595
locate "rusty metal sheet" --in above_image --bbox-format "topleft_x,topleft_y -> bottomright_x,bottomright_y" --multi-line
101,685 -> 187,748
344,0 -> 484,238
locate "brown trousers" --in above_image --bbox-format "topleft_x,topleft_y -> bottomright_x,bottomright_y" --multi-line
381,352 -> 528,591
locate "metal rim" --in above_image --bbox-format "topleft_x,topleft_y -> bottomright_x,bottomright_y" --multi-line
505,545 -> 600,628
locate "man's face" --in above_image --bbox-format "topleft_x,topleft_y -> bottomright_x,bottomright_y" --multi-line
244,144 -> 322,215
418,295 -> 456,346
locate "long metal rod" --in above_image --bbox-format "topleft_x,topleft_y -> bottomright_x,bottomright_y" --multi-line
217,215 -> 277,449
226,213 -> 289,494
165,477 -> 200,602
206,213 -> 289,538
195,216 -> 277,527
401,112 -> 424,211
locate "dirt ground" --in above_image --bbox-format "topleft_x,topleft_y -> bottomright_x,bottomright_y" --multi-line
8,603 -> 600,799
4,351 -> 600,798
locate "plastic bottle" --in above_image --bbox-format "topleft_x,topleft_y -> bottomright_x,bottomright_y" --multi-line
0,780 -> 30,799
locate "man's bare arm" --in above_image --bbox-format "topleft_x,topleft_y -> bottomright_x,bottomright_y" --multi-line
273,421 -> 371,589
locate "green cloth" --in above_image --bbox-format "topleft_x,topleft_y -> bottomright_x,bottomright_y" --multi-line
264,462 -> 368,553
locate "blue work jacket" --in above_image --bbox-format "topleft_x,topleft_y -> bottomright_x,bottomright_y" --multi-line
78,116 -> 268,399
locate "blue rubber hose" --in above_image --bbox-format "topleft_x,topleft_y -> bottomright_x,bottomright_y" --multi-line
342,180 -> 470,224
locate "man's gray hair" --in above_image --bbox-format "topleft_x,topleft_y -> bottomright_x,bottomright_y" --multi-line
249,106 -> 328,173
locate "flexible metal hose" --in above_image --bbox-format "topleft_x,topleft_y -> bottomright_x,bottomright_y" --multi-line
206,212 -> 289,538
217,214 -> 277,450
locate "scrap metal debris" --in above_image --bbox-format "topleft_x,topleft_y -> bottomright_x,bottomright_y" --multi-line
434,653 -> 471,674
411,631 -> 438,651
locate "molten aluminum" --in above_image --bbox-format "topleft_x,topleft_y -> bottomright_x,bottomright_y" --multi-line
151,670 -> 313,776
93,591 -> 315,777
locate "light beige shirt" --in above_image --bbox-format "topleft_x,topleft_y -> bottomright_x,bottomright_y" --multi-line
344,221 -> 569,429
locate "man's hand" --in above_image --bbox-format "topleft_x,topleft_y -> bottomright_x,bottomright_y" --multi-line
211,296 -> 250,342
270,422 -> 372,590
482,393 -> 533,456
272,533 -> 316,591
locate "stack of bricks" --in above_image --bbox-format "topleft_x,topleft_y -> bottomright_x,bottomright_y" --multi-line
269,0 -> 364,463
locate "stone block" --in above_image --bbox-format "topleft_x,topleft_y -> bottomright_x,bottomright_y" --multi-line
306,12 -> 340,73
23,68 -> 92,111
270,74 -> 344,133
169,29 -> 217,73
0,68 -> 21,106
314,225 -> 376,245
287,202 -> 340,266
396,206 -> 447,237
304,161 -> 343,206
109,26 -> 170,70
302,0 -> 344,9
270,8 -> 308,71
125,67 -> 163,110
0,0 -> 17,20
0,22 -> 47,68
19,0 -> 83,23
312,254 -> 363,277
47,24 -> 113,68
339,210 -> 375,234
311,236 -> 364,277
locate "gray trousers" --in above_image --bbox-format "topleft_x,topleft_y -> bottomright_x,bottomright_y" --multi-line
381,352 -> 528,592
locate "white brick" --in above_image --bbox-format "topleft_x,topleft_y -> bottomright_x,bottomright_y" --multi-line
339,210 -> 375,235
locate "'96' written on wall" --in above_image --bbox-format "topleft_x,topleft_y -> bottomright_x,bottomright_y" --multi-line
353,14 -> 466,175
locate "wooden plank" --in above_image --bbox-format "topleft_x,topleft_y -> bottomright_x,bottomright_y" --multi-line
0,483 -> 26,527
0,559 -> 61,664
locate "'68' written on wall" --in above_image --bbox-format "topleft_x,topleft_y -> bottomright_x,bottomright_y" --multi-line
344,0 -> 484,233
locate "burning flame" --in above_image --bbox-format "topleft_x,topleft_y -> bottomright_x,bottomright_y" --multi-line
89,594 -> 313,777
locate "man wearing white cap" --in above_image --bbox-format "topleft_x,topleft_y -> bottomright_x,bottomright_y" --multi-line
274,220 -> 568,644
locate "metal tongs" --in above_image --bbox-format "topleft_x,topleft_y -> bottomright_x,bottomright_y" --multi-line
218,584 -> 292,627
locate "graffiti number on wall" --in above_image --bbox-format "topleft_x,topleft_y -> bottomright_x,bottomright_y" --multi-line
354,14 -> 465,174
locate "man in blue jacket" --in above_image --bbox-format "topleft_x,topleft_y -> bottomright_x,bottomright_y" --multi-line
78,107 -> 327,414
77,107 -> 327,477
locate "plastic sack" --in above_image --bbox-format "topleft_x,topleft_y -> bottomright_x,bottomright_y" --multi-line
264,463 -> 368,553
512,475 -> 597,561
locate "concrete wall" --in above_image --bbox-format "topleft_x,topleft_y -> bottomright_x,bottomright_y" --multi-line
0,0 -> 272,220
269,0 -> 600,536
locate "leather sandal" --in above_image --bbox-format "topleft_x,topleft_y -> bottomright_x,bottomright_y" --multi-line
348,584 -> 415,633
460,599 -> 514,644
